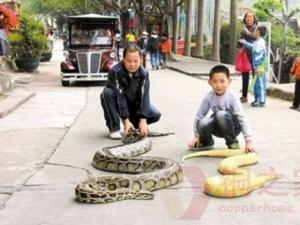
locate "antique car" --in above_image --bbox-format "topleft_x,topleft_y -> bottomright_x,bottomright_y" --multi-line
60,14 -> 119,86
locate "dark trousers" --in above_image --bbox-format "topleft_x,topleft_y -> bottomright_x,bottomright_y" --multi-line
241,72 -> 250,98
293,79 -> 300,108
142,54 -> 147,68
100,87 -> 161,132
196,110 -> 241,146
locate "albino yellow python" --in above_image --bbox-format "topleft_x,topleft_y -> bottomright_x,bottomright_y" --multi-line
75,131 -> 182,203
183,149 -> 277,197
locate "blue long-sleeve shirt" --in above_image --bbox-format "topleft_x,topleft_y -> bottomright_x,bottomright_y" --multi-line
240,37 -> 266,70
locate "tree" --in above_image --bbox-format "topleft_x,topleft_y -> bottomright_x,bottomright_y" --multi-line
22,0 -> 84,32
184,0 -> 192,56
171,0 -> 179,53
194,0 -> 204,58
212,0 -> 221,62
228,0 -> 237,64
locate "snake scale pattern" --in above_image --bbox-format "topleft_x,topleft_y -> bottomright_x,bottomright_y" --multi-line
75,130 -> 182,203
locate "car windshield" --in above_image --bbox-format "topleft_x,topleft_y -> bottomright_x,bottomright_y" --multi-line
70,24 -> 113,47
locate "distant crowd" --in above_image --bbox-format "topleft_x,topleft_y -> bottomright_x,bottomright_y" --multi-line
124,30 -> 172,70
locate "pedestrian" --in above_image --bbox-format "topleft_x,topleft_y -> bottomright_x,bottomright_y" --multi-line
239,25 -> 267,107
239,12 -> 258,103
188,65 -> 254,153
290,56 -> 300,111
160,33 -> 172,68
115,29 -> 122,61
125,30 -> 135,46
137,31 -> 149,68
147,31 -> 160,70
100,43 -> 161,139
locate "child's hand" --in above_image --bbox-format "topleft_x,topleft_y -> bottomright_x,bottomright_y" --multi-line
238,39 -> 245,44
188,136 -> 199,148
244,140 -> 255,153
242,28 -> 252,35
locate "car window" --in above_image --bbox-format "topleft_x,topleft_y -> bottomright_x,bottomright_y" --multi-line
70,25 -> 113,46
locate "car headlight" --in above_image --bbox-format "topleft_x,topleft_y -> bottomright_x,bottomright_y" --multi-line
109,52 -> 116,59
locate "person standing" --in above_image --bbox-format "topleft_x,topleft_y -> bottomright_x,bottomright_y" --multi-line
147,31 -> 160,70
137,31 -> 149,68
115,29 -> 122,61
239,12 -> 258,103
160,33 -> 172,68
290,57 -> 300,111
239,25 -> 267,107
100,44 -> 161,139
125,30 -> 135,46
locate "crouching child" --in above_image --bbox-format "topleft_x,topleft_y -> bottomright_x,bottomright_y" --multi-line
188,65 -> 254,153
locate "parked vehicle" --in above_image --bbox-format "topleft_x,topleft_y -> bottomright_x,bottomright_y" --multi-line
60,14 -> 119,86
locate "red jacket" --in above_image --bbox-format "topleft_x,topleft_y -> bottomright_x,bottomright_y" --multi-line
160,39 -> 172,53
291,57 -> 300,79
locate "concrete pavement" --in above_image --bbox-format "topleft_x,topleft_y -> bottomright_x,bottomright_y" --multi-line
0,41 -> 300,224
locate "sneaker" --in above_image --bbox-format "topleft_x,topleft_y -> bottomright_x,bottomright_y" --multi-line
240,97 -> 248,103
109,131 -> 122,140
189,141 -> 214,151
290,106 -> 299,110
251,101 -> 265,107
227,142 -> 240,149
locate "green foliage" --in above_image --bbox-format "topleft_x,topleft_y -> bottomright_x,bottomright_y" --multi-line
22,0 -> 84,16
253,0 -> 283,22
191,33 -> 208,43
203,44 -> 212,60
219,22 -> 243,63
253,0 -> 300,82
8,12 -> 48,59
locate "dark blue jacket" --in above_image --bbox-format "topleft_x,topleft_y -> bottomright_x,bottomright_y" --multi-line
106,61 -> 150,119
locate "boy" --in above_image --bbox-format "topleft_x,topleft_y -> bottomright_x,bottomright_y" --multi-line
290,57 -> 300,111
188,65 -> 254,153
239,25 -> 267,107
100,44 -> 161,139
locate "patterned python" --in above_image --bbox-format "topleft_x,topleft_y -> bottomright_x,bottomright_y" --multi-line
183,149 -> 277,197
75,130 -> 182,203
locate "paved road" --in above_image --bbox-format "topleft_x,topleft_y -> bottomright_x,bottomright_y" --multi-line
0,40 -> 300,225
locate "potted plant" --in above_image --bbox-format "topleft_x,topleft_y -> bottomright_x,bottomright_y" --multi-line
8,12 -> 47,72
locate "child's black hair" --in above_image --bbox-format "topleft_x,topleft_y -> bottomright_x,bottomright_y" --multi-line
256,25 -> 267,37
123,43 -> 142,58
209,65 -> 230,79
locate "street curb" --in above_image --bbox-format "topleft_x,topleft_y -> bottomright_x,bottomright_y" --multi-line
267,87 -> 293,101
166,65 -> 208,77
0,89 -> 35,118
167,65 -> 241,77
168,65 -> 294,102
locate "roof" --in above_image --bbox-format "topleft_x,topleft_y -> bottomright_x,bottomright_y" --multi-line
68,14 -> 118,19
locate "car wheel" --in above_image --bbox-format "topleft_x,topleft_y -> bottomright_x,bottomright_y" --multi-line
61,80 -> 70,87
